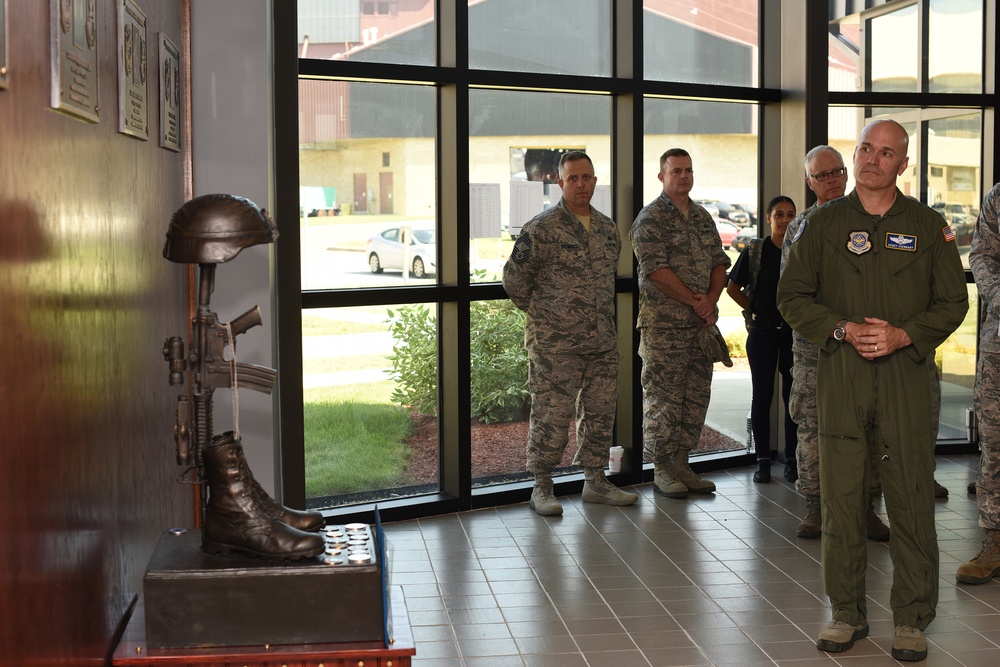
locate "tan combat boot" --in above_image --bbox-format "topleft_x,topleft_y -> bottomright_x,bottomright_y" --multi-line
529,475 -> 563,516
866,494 -> 890,542
891,625 -> 927,662
653,462 -> 688,499
582,468 -> 639,506
816,619 -> 869,653
956,529 -> 1000,584
796,495 -> 822,538
671,452 -> 716,494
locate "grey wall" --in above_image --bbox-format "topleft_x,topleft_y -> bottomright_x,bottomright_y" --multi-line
191,0 -> 280,497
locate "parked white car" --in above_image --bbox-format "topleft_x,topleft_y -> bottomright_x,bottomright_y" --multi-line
367,225 -> 437,278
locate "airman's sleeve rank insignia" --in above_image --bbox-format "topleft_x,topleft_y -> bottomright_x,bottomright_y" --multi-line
885,233 -> 917,251
847,230 -> 872,255
511,234 -> 532,263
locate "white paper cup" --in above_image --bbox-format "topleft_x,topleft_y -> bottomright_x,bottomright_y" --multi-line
608,446 -> 624,473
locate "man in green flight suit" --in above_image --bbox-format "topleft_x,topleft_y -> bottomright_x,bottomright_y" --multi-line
778,119 -> 968,662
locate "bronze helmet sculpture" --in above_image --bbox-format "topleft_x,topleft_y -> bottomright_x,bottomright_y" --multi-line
163,193 -> 278,264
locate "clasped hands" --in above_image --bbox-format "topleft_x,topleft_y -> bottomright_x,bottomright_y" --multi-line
691,293 -> 717,326
844,317 -> 911,360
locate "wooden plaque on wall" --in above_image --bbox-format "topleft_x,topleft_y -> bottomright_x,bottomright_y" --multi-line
50,0 -> 100,121
117,0 -> 148,140
158,32 -> 180,151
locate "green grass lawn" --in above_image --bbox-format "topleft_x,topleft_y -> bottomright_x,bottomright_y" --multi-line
303,382 -> 414,498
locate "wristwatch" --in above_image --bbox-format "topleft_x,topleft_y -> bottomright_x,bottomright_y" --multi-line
833,318 -> 848,341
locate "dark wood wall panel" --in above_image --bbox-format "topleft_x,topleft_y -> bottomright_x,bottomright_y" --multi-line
0,1 -> 192,664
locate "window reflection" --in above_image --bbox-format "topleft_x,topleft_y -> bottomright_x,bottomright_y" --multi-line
927,113 -> 982,269
303,305 -> 439,509
470,299 -> 535,486
469,0 -> 611,76
867,3 -> 918,93
643,98 -> 759,458
929,0 -> 982,93
468,89 -> 611,285
828,13 -> 861,93
835,1 -> 983,96
643,0 -> 759,86
297,0 -> 434,65
936,284 -> 977,440
299,80 -> 436,289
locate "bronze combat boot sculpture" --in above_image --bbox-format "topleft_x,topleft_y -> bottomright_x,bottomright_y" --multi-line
162,194 -> 324,560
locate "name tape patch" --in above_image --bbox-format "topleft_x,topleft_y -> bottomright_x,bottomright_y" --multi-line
885,233 -> 917,251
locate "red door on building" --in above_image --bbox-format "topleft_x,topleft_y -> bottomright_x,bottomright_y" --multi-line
353,173 -> 367,213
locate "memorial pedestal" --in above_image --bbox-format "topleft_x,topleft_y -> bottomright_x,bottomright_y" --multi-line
142,527 -> 388,649
112,588 -> 414,667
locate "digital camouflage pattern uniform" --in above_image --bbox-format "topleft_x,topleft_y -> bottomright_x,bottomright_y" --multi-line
779,189 -> 968,632
630,192 -> 731,465
502,198 -> 621,474
969,182 -> 1000,531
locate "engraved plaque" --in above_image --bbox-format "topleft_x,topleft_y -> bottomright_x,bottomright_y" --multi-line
50,0 -> 100,121
1,0 -> 8,90
117,0 -> 148,139
158,32 -> 180,151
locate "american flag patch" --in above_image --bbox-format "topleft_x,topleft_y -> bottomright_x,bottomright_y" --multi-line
942,226 -> 956,242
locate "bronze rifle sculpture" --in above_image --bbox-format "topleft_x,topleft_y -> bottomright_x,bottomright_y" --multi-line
162,194 -> 324,560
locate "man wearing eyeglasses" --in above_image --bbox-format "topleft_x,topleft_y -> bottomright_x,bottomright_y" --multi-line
780,146 -> 891,542
779,120 -> 968,661
503,150 -> 638,516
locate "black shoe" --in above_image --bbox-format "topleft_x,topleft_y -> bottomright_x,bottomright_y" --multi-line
969,481 -> 977,495
784,460 -> 798,483
753,459 -> 771,483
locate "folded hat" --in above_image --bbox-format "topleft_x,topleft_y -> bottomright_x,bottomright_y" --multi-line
699,324 -> 733,368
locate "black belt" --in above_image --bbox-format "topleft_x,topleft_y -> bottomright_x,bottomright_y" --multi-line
749,314 -> 785,329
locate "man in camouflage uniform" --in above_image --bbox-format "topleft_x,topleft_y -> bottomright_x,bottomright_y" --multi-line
781,145 -> 890,541
959,181 -> 1000,584
503,151 -> 638,516
630,148 -> 730,498
779,120 -> 968,661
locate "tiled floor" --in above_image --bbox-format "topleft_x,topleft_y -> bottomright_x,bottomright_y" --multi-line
382,455 -> 1000,666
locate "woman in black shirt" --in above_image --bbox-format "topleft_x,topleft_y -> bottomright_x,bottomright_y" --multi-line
726,196 -> 798,483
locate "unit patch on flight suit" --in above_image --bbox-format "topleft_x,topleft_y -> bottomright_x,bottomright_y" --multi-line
847,230 -> 872,255
885,233 -> 917,251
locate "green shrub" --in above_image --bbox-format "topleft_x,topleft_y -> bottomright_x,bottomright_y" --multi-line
469,300 -> 530,424
385,300 -> 531,424
385,305 -> 438,416
724,329 -> 748,358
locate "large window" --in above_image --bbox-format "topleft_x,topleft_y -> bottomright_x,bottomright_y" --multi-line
469,0 -> 612,76
643,0 -> 759,86
303,305 -> 439,508
281,1 -> 994,519
641,98 -> 760,457
467,90 -> 613,485
299,80 -> 436,289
